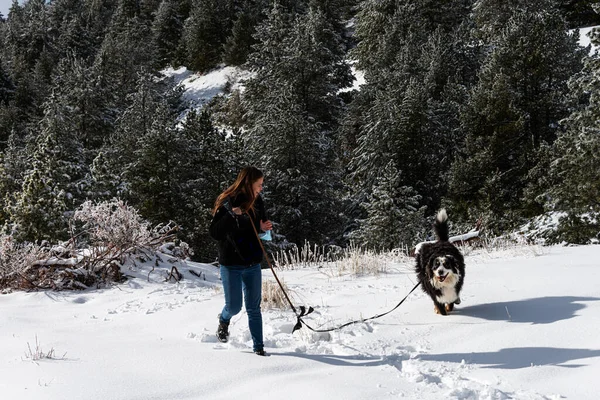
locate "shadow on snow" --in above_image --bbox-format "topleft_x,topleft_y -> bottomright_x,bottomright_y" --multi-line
456,296 -> 600,324
417,347 -> 600,369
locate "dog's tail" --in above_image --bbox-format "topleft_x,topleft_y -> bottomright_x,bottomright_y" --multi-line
433,209 -> 449,242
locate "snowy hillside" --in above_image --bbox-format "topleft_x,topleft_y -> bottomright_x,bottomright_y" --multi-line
578,25 -> 599,53
162,65 -> 253,114
1,244 -> 599,399
164,25 -> 596,111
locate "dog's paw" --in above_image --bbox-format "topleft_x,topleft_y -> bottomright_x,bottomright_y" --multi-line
445,303 -> 454,313
454,297 -> 461,305
434,305 -> 447,315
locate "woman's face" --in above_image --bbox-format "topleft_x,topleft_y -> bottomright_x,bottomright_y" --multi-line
252,177 -> 264,197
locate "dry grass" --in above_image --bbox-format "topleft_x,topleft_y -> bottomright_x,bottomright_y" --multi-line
272,237 -> 546,278
262,278 -> 294,310
23,335 -> 66,363
274,241 -> 413,277
462,236 -> 546,260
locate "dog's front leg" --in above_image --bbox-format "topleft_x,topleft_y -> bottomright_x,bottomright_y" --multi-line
434,301 -> 447,315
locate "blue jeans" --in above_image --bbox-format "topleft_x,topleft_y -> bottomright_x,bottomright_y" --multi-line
219,263 -> 263,351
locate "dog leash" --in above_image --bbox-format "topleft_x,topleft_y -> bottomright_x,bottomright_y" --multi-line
248,215 -> 421,333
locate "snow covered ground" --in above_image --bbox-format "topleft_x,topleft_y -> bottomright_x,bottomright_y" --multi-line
1,244 -> 599,399
578,26 -> 599,53
162,66 -> 253,111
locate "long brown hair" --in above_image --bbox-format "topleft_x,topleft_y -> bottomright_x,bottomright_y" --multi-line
213,166 -> 264,215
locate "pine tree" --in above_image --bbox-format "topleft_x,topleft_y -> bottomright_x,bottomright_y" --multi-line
152,0 -> 186,68
126,100 -> 179,223
0,59 -> 12,106
347,1 -> 476,232
8,93 -> 87,242
0,60 -> 16,145
351,162 -> 426,250
223,7 -> 257,66
182,0 -> 235,72
19,0 -> 51,70
448,4 -> 585,230
94,0 -> 157,111
1,0 -> 53,129
353,0 -> 472,80
82,0 -> 120,52
92,72 -> 171,200
349,24 -> 475,218
243,5 -> 352,244
175,109 -> 233,261
0,133 -> 30,227
48,0 -> 98,61
533,24 -> 600,241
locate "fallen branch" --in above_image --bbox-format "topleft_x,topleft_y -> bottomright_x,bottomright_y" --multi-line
165,266 -> 182,282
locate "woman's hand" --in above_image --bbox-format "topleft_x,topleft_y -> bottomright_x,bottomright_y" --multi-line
232,207 -> 242,215
260,220 -> 273,231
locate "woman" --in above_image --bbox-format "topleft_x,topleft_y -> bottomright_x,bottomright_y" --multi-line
209,166 -> 273,356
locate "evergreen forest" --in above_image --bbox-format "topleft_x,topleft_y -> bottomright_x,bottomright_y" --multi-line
1,0 -> 599,262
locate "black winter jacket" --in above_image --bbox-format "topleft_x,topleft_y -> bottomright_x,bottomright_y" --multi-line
209,194 -> 267,267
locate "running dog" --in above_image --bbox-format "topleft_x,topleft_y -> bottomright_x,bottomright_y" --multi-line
415,209 -> 465,315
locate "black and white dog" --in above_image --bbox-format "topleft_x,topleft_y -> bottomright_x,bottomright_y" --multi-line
415,209 -> 465,315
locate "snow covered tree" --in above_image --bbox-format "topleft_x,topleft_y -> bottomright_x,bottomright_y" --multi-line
14,0 -> 50,70
47,0 -> 107,61
242,5 -> 352,244
0,133 -> 30,227
353,0 -> 471,80
92,72 -> 175,200
8,93 -> 87,242
349,22 -> 475,220
346,1 -> 477,240
0,60 -> 16,144
94,0 -> 157,112
174,109 -> 234,260
351,162 -> 426,250
0,60 -> 12,107
549,65 -> 600,213
2,54 -> 109,241
152,0 -> 187,68
528,24 -> 600,242
182,0 -> 235,72
52,56 -> 111,156
448,5 -> 585,230
223,5 -> 259,66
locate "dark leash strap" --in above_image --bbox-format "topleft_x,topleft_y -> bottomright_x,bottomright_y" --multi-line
295,280 -> 421,333
248,214 -> 421,333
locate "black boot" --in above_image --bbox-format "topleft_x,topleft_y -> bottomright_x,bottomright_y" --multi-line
216,318 -> 229,343
254,348 -> 267,356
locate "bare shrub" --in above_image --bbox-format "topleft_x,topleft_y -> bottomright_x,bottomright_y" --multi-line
0,235 -> 50,292
1,199 -> 178,292
70,199 -> 177,283
73,199 -> 169,250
